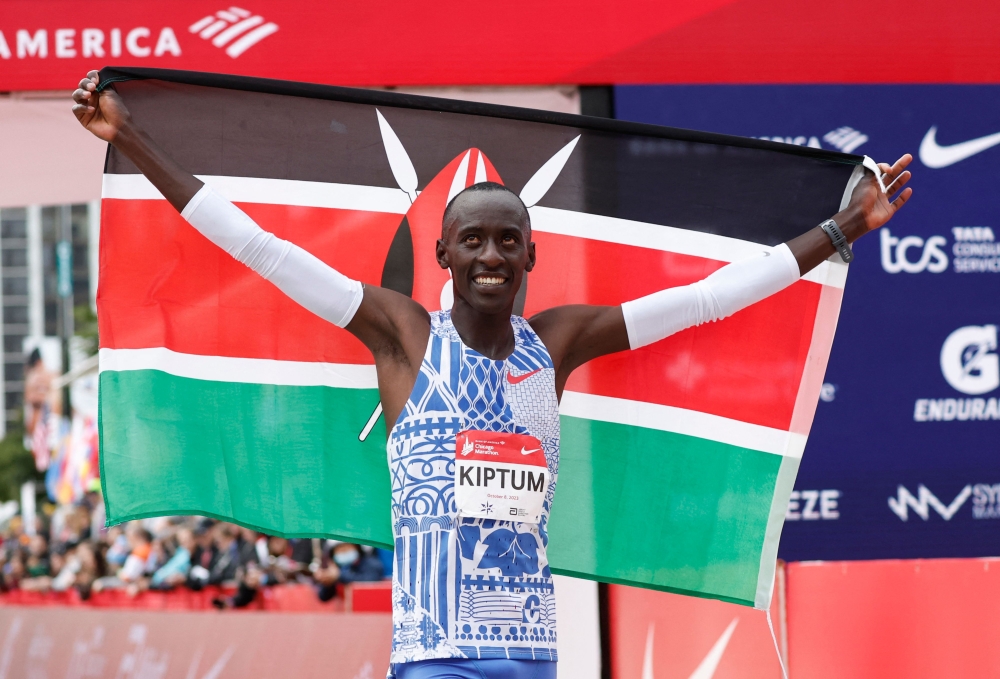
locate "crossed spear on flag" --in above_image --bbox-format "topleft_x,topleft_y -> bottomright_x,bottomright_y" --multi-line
358,110 -> 580,441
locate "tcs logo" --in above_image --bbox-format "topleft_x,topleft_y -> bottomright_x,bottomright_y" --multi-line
880,228 -> 948,274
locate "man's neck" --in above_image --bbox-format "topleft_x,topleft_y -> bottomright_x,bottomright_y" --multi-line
450,297 -> 515,361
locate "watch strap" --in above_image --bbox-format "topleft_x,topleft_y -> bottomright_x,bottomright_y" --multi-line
819,218 -> 854,263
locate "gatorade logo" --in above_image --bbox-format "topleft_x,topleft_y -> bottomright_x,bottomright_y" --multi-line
940,325 -> 999,395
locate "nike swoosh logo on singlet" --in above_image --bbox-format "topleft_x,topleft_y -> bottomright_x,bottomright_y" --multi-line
919,126 -> 1000,168
507,368 -> 542,385
521,447 -> 541,455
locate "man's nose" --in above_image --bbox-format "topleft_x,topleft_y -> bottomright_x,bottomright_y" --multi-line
478,238 -> 505,267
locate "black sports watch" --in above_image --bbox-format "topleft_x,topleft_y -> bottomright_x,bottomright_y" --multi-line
819,218 -> 853,263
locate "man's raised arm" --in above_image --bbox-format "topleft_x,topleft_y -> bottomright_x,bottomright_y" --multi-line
72,71 -> 368,329
532,155 -> 913,394
72,71 -> 430,422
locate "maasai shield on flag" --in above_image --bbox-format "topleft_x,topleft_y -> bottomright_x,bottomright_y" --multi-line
96,68 -> 863,609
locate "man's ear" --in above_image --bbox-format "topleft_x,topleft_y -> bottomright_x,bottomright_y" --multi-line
525,241 -> 536,273
435,238 -> 449,270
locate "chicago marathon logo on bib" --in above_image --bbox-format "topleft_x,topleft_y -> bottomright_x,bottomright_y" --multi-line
455,430 -> 548,523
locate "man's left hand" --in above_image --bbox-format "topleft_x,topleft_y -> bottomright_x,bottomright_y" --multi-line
841,153 -> 913,241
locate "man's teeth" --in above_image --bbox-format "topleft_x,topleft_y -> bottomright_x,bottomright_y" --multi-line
475,276 -> 506,286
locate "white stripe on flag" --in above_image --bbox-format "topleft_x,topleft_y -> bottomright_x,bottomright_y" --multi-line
102,174 -> 845,288
98,347 -> 378,390
101,174 -> 412,215
99,347 -> 801,457
559,390 -> 806,458
528,206 -> 846,288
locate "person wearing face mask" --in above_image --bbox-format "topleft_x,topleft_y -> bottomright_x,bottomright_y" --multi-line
315,541 -> 386,602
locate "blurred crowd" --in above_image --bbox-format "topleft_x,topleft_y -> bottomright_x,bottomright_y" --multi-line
0,486 -> 390,606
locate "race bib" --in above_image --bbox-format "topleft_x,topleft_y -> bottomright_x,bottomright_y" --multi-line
454,430 -> 548,523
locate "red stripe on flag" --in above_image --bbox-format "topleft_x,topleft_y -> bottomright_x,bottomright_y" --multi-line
524,232 -> 821,430
98,199 -> 399,364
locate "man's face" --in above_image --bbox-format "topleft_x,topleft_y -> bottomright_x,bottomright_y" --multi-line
436,191 -> 535,315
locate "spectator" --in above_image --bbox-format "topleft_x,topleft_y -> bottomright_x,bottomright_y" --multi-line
24,534 -> 50,578
315,542 -> 385,602
150,527 -> 194,590
93,526 -> 152,592
186,519 -> 218,590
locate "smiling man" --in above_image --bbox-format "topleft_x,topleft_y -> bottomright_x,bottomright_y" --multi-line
73,70 -> 912,679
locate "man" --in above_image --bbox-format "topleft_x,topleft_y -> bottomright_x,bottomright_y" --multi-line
73,70 -> 911,678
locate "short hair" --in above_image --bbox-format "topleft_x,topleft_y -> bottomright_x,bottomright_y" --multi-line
441,182 -> 531,238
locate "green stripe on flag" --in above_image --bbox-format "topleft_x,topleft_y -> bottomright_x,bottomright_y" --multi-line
548,416 -> 781,606
99,369 -> 394,548
101,370 -> 782,606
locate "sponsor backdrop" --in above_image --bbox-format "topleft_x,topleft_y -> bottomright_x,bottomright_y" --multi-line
615,85 -> 1000,561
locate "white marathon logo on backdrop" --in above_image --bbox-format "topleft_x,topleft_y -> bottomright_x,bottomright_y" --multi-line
880,228 -> 948,274
889,483 -> 1000,521
880,226 -> 999,274
972,483 -> 1000,519
0,6 -> 277,61
188,7 -> 279,58
785,489 -> 840,520
888,484 -> 972,521
0,26 -> 182,59
940,325 -> 1000,395
757,126 -> 869,153
951,227 -> 1000,273
913,325 -> 1000,421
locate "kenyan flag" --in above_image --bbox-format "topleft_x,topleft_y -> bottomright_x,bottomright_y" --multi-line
96,68 -> 860,609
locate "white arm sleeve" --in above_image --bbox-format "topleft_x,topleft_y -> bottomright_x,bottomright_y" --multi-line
621,243 -> 801,349
180,185 -> 363,328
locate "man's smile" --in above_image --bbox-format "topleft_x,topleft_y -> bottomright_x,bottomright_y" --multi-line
473,274 -> 509,287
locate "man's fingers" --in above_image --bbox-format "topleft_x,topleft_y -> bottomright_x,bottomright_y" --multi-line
885,154 -> 912,182
889,187 -> 913,214
72,88 -> 87,104
87,70 -> 100,81
879,154 -> 914,192
71,103 -> 94,120
886,170 -> 911,194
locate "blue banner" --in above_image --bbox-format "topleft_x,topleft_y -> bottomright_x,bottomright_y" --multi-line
616,85 -> 1000,560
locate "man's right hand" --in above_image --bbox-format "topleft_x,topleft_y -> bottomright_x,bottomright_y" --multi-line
72,70 -> 130,142
70,69 -> 204,213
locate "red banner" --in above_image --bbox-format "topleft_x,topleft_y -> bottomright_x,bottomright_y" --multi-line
1,0 -> 998,91
0,606 -> 390,679
607,569 -> 787,679
786,558 -> 1000,678
608,557 -> 1000,678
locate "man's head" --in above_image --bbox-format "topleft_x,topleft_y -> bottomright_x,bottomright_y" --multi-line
436,182 -> 535,315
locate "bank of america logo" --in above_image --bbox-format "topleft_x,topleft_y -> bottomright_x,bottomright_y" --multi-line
823,126 -> 869,154
189,7 -> 278,58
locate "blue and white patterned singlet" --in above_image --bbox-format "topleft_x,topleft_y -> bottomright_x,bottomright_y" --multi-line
388,311 -> 560,666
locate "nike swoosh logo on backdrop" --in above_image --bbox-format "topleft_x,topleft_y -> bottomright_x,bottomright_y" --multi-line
639,618 -> 739,679
507,368 -> 541,385
919,126 -> 1000,168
